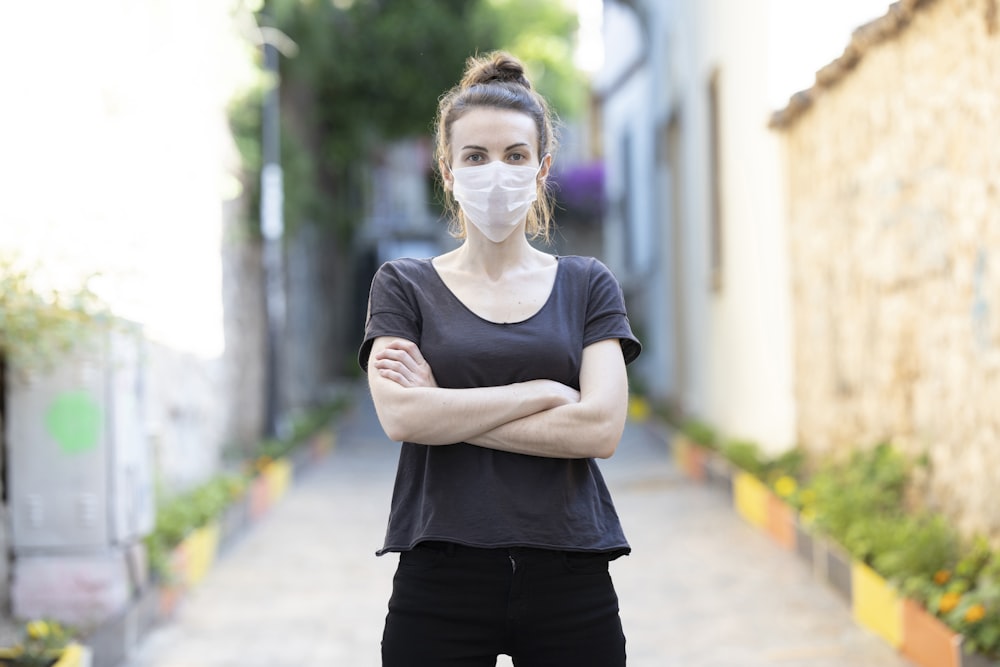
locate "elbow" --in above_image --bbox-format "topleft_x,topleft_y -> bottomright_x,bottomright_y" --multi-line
372,397 -> 412,443
370,382 -> 427,444
382,422 -> 408,444
590,424 -> 623,459
589,417 -> 625,459
375,404 -> 444,445
592,437 -> 618,460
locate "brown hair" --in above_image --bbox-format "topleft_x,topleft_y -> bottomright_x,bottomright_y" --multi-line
434,51 -> 558,242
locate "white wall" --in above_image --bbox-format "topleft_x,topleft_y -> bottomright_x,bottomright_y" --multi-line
0,0 -> 260,486
599,0 -> 894,451
600,0 -> 797,451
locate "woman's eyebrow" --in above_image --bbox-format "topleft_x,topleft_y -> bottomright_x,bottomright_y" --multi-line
459,143 -> 531,152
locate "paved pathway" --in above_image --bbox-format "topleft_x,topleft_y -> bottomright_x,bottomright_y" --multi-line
125,387 -> 913,667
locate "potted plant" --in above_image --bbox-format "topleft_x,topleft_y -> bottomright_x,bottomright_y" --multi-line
0,620 -> 85,667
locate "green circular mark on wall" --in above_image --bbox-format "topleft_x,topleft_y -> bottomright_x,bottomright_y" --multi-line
45,391 -> 102,454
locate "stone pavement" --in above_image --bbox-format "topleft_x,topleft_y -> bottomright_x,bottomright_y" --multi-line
124,386 -> 914,667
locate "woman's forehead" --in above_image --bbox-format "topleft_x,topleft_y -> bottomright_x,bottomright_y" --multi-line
451,107 -> 538,149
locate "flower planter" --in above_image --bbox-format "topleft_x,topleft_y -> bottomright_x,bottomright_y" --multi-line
959,647 -> 1000,667
670,435 -> 710,481
704,453 -> 734,500
249,474 -> 271,519
262,458 -> 293,505
793,516 -> 815,568
765,493 -> 796,551
823,540 -> 853,604
181,521 -> 221,588
219,494 -> 251,553
686,444 -> 709,481
852,561 -> 903,648
311,430 -> 335,460
157,583 -> 182,620
901,598 -> 962,667
670,435 -> 694,477
733,471 -> 769,529
0,643 -> 87,667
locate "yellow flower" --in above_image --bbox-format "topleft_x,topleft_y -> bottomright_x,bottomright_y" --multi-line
933,570 -> 952,586
964,603 -> 986,623
26,621 -> 50,640
939,592 -> 962,614
774,475 -> 798,498
799,489 -> 817,505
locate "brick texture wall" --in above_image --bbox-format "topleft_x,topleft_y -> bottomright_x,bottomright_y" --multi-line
779,0 -> 1000,536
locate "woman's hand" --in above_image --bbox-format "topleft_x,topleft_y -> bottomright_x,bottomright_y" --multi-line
372,339 -> 438,389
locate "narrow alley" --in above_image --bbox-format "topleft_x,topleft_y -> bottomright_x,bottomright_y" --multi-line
124,385 -> 913,667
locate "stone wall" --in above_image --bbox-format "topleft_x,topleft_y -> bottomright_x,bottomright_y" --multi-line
779,0 -> 1000,537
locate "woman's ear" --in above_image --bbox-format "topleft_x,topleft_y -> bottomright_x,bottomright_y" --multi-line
440,158 -> 454,192
537,153 -> 553,182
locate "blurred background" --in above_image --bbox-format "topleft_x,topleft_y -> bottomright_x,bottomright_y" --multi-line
1,0 -> 998,663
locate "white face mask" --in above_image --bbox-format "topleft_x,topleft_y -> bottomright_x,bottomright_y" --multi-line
450,161 -> 542,243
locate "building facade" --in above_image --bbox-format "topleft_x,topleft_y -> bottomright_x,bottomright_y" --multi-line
597,0 -> 798,452
773,0 -> 1000,536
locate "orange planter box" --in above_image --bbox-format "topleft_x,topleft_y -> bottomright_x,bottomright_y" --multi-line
901,598 -> 961,667
766,494 -> 796,551
249,474 -> 271,518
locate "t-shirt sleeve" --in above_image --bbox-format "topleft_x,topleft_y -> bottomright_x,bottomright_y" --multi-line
358,261 -> 422,372
583,259 -> 642,365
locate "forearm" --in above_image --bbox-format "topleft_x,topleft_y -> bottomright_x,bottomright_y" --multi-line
369,376 -> 573,445
467,339 -> 629,459
467,396 -> 626,459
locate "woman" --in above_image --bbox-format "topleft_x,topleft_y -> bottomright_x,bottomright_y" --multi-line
359,51 -> 641,667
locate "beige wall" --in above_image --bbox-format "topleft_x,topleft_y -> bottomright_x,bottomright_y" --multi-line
781,0 -> 1000,536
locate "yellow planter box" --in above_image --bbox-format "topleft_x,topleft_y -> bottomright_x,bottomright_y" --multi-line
264,458 -> 292,504
733,471 -> 769,529
182,521 -> 221,587
852,561 -> 903,648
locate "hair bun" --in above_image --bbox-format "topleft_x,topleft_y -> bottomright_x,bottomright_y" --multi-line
460,51 -> 532,90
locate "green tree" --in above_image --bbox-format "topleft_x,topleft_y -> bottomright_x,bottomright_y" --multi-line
480,0 -> 588,120
229,0 -> 583,378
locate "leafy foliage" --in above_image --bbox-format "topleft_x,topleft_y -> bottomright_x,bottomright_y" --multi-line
807,443 -> 908,556
2,619 -> 74,667
145,473 -> 247,582
0,258 -> 106,371
229,0 -> 583,240
480,0 -> 586,119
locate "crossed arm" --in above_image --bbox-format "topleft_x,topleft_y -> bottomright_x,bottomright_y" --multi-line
366,337 -> 629,459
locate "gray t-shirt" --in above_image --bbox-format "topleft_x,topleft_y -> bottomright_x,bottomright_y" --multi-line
359,255 -> 641,556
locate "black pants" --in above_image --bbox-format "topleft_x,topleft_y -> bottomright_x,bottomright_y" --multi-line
381,542 -> 627,667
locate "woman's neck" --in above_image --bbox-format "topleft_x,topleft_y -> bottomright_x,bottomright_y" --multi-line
447,236 -> 550,281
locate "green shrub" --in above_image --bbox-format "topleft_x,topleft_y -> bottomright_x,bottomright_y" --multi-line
144,472 -> 248,582
868,514 -> 960,591
681,420 -> 717,448
807,443 -> 908,552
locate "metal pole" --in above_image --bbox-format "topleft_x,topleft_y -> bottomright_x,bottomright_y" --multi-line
261,40 -> 285,438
